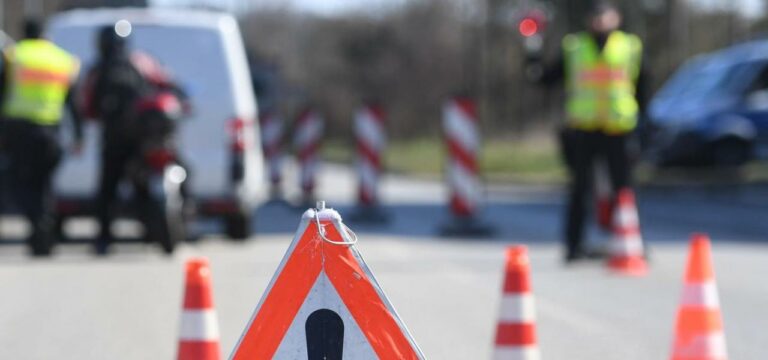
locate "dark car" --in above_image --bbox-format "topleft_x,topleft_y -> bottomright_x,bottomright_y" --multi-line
646,41 -> 768,166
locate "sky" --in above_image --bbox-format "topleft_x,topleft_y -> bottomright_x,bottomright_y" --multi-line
150,0 -> 409,15
151,0 -> 766,18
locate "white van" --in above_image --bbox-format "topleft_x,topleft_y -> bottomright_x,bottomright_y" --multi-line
47,8 -> 264,239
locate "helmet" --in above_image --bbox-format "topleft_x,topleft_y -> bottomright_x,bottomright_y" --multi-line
97,20 -> 130,58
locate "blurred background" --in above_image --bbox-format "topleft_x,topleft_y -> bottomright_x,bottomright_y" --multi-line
1,1 -> 767,359
6,0 -> 766,183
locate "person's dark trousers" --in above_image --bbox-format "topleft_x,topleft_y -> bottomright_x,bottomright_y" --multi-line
564,130 -> 631,260
95,139 -> 137,253
3,120 -> 62,256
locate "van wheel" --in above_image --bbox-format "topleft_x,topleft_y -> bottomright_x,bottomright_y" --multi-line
713,138 -> 751,166
225,211 -> 251,241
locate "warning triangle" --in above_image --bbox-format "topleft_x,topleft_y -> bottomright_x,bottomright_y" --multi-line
230,205 -> 425,359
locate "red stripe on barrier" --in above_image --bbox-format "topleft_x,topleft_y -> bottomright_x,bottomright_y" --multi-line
450,195 -> 473,217
367,105 -> 385,124
495,323 -> 537,346
177,341 -> 220,360
453,97 -> 478,122
295,110 -> 313,126
359,187 -> 374,205
297,140 -> 321,162
357,139 -> 382,169
446,138 -> 478,173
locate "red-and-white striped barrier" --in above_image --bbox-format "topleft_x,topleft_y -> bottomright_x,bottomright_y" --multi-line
294,109 -> 323,202
355,104 -> 386,207
494,246 -> 540,359
260,111 -> 284,191
443,96 -> 482,217
178,257 -> 220,360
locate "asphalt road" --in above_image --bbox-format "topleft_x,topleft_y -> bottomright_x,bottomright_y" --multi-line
0,163 -> 766,359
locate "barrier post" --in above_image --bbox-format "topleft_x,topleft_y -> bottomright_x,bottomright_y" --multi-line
351,102 -> 389,222
440,95 -> 494,236
293,108 -> 323,207
260,111 -> 284,200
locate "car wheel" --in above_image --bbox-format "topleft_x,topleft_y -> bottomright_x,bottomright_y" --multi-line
225,210 -> 251,241
713,138 -> 751,167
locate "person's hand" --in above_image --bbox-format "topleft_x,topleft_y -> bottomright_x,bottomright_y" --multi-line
71,141 -> 83,156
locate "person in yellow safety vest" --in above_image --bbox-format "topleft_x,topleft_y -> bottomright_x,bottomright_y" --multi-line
527,2 -> 648,263
0,19 -> 83,256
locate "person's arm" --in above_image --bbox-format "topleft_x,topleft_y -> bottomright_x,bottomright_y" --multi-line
0,50 -> 9,106
65,86 -> 84,153
79,67 -> 100,120
635,59 -> 650,117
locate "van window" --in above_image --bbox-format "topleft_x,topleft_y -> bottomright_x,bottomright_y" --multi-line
49,24 -> 235,116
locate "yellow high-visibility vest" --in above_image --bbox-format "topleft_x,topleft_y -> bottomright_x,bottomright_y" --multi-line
2,39 -> 79,125
563,31 -> 642,134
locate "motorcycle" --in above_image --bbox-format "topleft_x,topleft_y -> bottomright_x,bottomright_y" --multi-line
129,91 -> 189,254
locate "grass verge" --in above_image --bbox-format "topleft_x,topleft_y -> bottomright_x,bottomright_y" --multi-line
322,136 -> 567,184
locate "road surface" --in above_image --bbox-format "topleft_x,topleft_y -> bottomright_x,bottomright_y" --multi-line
0,163 -> 766,359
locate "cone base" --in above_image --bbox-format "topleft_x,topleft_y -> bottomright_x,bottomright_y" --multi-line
608,256 -> 648,276
178,341 -> 220,360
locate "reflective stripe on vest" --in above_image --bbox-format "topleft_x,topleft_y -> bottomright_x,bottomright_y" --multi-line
563,31 -> 641,134
2,39 -> 79,125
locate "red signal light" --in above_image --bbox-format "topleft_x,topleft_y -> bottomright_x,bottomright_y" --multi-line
519,18 -> 539,37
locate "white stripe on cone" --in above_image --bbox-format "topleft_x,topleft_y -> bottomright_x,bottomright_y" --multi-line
493,346 -> 541,360
680,282 -> 721,308
616,206 -> 639,228
179,310 -> 220,341
673,332 -> 728,358
608,235 -> 644,256
498,294 -> 536,323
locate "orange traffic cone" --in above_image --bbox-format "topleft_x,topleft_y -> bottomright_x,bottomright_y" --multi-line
178,257 -> 221,360
606,188 -> 648,276
670,233 -> 728,360
493,246 -> 540,360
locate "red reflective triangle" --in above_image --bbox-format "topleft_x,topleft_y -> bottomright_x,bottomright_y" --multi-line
230,208 -> 424,359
